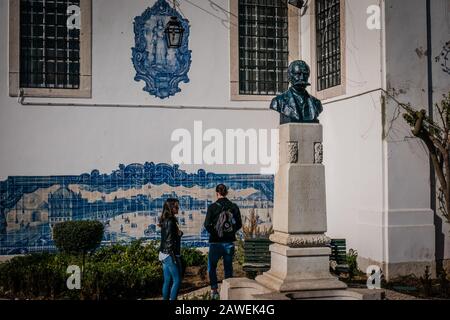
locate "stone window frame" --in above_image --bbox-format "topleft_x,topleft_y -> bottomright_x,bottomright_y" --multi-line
229,0 -> 300,102
9,0 -> 92,98
310,0 -> 346,101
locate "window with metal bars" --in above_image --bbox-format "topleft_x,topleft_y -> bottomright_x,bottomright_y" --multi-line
315,0 -> 341,91
238,0 -> 289,96
19,0 -> 80,89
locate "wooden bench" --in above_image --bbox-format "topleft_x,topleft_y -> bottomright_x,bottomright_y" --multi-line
329,239 -> 349,274
243,238 -> 272,279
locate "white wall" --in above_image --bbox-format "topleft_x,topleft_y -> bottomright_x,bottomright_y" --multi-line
430,0 -> 450,263
384,0 -> 450,272
0,0 -> 280,180
302,0 -> 449,277
301,0 -> 386,262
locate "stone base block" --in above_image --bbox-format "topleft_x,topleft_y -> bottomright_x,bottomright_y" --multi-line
220,278 -> 274,300
220,278 -> 383,300
256,271 -> 346,292
255,243 -> 346,292
254,244 -> 347,292
273,164 -> 327,234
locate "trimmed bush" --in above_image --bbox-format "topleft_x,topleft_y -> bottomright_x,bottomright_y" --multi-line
82,241 -> 163,300
0,241 -> 163,300
181,248 -> 207,267
53,221 -> 104,255
0,253 -> 76,299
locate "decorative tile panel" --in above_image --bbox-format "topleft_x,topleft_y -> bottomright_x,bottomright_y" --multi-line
0,163 -> 274,254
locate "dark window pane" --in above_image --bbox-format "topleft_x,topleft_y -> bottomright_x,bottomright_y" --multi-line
238,0 -> 289,95
19,0 -> 81,89
316,0 -> 341,91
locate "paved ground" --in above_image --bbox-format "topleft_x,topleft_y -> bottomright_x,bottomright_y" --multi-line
180,285 -> 420,300
180,286 -> 218,300
383,289 -> 421,300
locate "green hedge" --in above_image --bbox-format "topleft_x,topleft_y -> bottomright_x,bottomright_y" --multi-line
0,252 -> 76,299
0,241 -> 162,300
181,248 -> 208,267
0,241 -> 208,300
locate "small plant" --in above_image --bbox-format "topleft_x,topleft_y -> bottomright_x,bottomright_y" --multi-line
242,208 -> 272,239
199,291 -> 213,300
419,266 -> 433,297
346,249 -> 359,280
182,290 -> 212,300
198,265 -> 208,281
181,248 -> 207,268
235,240 -> 245,266
438,268 -> 449,298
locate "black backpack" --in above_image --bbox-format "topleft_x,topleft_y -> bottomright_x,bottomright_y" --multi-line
214,202 -> 235,238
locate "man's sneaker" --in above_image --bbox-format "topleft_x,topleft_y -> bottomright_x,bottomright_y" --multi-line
211,291 -> 220,300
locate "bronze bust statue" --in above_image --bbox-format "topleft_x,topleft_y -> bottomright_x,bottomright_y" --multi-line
270,60 -> 323,124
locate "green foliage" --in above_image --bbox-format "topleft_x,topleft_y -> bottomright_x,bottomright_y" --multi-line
235,240 -> 245,266
0,241 -> 163,300
181,247 -> 207,267
53,221 -> 104,255
437,268 -> 449,298
346,249 -> 359,280
81,240 -> 163,300
419,266 -> 432,297
0,253 -> 77,299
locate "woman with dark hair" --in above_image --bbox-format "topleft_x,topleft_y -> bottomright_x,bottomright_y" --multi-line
203,184 -> 242,300
158,198 -> 183,300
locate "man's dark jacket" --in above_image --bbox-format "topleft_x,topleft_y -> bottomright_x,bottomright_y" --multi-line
204,198 -> 242,243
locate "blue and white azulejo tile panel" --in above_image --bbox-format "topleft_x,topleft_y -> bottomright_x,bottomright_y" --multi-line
0,163 -> 274,255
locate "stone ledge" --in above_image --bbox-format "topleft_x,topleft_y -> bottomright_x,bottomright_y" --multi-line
256,272 -> 347,292
221,278 -> 384,300
270,232 -> 331,248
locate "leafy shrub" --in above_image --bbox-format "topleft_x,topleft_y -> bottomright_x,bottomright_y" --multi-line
0,253 -> 77,299
420,266 -> 433,297
181,248 -> 207,267
346,249 -> 359,280
438,268 -> 449,298
82,240 -> 163,300
235,240 -> 245,266
0,241 -> 163,300
53,221 -> 104,256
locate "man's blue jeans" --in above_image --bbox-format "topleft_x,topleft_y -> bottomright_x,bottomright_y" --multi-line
162,255 -> 182,300
208,243 -> 235,290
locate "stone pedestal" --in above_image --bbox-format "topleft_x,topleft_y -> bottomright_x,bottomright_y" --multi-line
255,123 -> 346,292
220,123 -> 357,299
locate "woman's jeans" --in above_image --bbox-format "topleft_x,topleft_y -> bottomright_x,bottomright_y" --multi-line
208,243 -> 235,290
162,255 -> 182,300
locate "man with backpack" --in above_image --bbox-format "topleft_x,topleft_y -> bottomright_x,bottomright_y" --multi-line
203,184 -> 243,300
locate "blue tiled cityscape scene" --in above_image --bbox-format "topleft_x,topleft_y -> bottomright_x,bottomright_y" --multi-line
0,163 -> 274,255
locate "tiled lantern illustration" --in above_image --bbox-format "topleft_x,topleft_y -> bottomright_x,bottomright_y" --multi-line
165,16 -> 185,48
288,0 -> 306,9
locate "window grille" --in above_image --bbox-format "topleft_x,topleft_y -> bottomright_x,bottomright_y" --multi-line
238,0 -> 289,95
315,0 -> 341,91
20,0 -> 81,89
